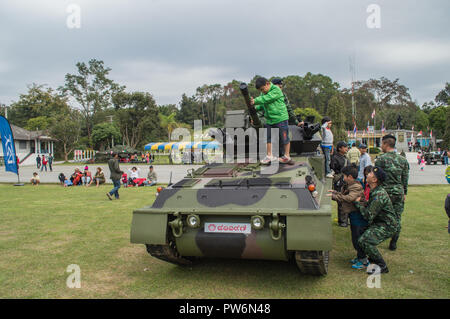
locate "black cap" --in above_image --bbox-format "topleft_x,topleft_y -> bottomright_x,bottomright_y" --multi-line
358,143 -> 367,149
372,167 -> 386,183
321,116 -> 331,125
382,134 -> 396,142
337,141 -> 348,150
271,78 -> 283,85
149,165 -> 153,169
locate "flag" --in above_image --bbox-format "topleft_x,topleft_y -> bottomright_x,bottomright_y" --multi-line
430,130 -> 433,138
412,125 -> 414,131
371,109 -> 376,119
353,124 -> 357,137
367,121 -> 370,131
381,120 -> 385,133
0,116 -> 19,175
417,130 -> 422,136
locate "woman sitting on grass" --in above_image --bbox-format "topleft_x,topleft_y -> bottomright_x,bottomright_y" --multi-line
91,167 -> 106,187
30,172 -> 40,186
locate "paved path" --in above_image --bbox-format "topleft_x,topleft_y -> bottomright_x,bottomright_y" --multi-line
405,152 -> 448,185
0,163 -> 203,185
1,153 -> 448,185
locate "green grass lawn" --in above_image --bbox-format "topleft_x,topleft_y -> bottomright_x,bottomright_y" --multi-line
0,184 -> 448,298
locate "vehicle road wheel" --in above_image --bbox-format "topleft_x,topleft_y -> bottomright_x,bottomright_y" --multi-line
295,250 -> 329,275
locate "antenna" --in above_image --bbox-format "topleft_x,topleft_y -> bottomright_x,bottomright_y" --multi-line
168,171 -> 173,187
349,54 -> 357,122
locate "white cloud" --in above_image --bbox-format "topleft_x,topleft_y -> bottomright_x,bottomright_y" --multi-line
363,41 -> 450,68
113,60 -> 237,105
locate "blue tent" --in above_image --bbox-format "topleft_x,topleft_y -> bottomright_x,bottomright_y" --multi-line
144,142 -> 157,151
205,141 -> 220,150
185,142 -> 195,149
158,143 -> 168,151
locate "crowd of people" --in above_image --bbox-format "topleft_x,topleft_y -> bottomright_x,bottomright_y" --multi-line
54,163 -> 157,191
35,154 -> 54,172
119,152 -> 155,164
321,115 -> 410,274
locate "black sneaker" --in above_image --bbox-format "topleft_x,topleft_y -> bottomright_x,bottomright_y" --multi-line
106,193 -> 112,200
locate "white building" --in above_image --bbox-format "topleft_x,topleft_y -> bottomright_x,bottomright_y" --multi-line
0,124 -> 55,166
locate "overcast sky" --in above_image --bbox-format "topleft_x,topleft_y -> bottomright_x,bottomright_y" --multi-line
0,0 -> 449,107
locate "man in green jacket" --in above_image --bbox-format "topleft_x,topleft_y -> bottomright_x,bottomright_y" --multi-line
107,152 -> 123,200
250,77 -> 292,164
355,167 -> 399,274
375,134 -> 410,251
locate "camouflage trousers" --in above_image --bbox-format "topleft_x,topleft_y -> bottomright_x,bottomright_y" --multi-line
358,225 -> 396,261
389,194 -> 405,239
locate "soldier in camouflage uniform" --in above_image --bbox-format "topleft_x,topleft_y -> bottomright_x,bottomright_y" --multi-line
355,167 -> 398,274
375,134 -> 410,251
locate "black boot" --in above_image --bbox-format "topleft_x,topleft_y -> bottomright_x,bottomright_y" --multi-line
367,257 -> 389,275
389,234 -> 399,251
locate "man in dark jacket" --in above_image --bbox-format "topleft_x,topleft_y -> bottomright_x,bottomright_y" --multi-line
331,141 -> 349,226
36,155 -> 41,169
107,153 -> 123,200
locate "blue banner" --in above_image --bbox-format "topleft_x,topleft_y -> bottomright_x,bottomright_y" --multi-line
0,116 -> 18,175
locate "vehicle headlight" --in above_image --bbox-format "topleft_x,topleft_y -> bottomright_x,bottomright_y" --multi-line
186,214 -> 200,228
251,215 -> 265,230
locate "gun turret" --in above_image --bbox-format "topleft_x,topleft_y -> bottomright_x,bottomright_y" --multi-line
239,82 -> 262,128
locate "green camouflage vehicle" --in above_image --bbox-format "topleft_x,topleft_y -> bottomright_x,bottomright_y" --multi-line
130,86 -> 332,275
424,151 -> 445,165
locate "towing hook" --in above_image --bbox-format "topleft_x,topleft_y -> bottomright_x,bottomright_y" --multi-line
168,212 -> 184,238
269,213 -> 285,241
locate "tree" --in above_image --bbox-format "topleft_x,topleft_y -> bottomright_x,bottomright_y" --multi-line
159,104 -> 179,116
435,83 -> 450,106
414,110 -> 429,132
8,84 -> 70,128
283,73 -> 340,114
25,116 -> 51,131
92,122 -> 121,151
428,106 -> 448,138
60,59 -> 125,144
176,94 -> 201,126
49,109 -> 82,162
293,107 -> 322,123
195,84 -> 224,126
113,91 -> 163,148
327,95 -> 347,143
443,107 -> 450,148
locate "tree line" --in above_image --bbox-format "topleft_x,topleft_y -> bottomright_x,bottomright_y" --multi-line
1,59 -> 449,161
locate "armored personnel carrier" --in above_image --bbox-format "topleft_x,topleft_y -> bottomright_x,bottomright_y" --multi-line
130,84 -> 332,275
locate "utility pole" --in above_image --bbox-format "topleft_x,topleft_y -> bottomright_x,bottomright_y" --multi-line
349,55 -> 357,123
106,115 -> 114,148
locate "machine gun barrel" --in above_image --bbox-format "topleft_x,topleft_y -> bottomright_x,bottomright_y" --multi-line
239,82 -> 262,128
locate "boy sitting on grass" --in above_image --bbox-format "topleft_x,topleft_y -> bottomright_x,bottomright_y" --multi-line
250,77 -> 292,164
327,165 -> 367,269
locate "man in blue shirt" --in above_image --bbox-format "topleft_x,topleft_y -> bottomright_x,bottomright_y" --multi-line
357,144 -> 372,182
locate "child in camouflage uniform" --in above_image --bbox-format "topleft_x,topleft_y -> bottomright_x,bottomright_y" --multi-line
354,167 -> 398,274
